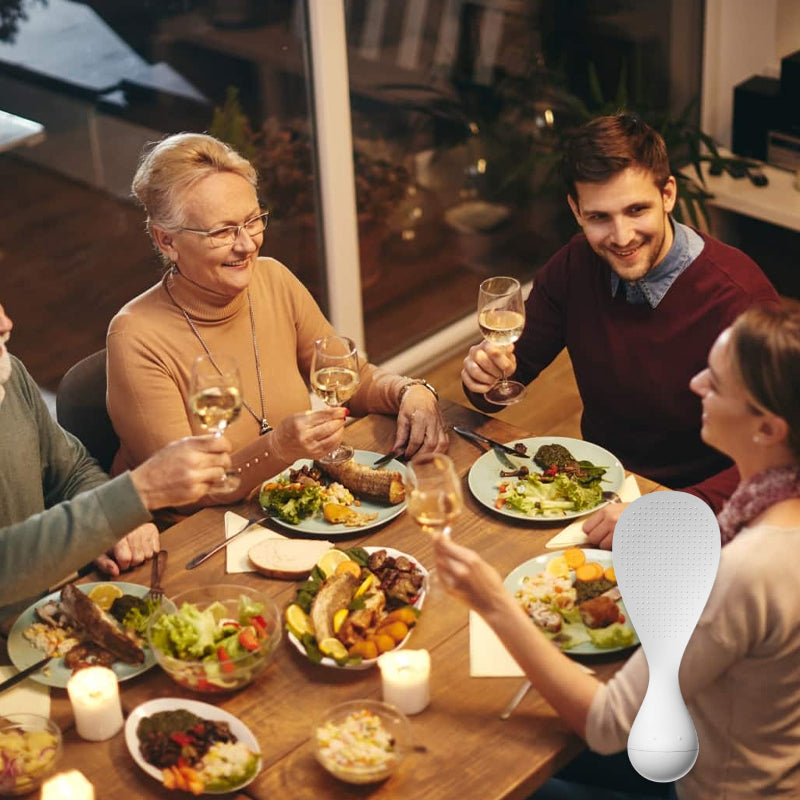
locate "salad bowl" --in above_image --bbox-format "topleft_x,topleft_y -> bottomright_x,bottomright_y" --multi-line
0,714 -> 62,796
147,585 -> 281,693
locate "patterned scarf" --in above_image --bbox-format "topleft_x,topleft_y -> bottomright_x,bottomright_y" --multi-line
717,465 -> 800,545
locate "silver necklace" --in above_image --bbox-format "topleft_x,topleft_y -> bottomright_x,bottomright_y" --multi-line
168,285 -> 272,435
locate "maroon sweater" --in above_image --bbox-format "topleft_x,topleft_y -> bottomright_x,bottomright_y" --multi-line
468,233 -> 778,510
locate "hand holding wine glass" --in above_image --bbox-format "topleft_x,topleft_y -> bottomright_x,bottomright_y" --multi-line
477,276 -> 526,405
189,353 -> 243,493
310,336 -> 360,464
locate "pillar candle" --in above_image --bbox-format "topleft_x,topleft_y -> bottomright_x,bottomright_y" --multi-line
378,649 -> 431,715
41,770 -> 95,800
66,666 -> 124,741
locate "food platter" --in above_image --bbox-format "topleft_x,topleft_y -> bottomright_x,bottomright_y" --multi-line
286,546 -> 428,670
504,549 -> 638,656
467,436 -> 624,521
124,697 -> 261,794
262,450 -> 407,537
7,582 -> 158,688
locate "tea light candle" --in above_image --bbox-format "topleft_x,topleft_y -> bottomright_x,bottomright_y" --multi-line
66,666 -> 124,741
41,770 -> 95,800
378,649 -> 431,715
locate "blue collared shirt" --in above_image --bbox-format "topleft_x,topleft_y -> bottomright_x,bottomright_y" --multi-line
610,220 -> 705,307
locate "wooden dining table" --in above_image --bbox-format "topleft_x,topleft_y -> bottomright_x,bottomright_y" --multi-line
1,400 -> 662,800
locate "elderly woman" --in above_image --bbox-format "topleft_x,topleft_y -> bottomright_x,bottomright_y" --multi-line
107,133 -> 447,508
433,299 -> 800,800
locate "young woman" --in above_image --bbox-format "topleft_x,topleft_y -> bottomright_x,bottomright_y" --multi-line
435,298 -> 800,799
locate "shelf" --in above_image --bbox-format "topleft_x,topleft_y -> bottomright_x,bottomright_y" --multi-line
699,157 -> 800,234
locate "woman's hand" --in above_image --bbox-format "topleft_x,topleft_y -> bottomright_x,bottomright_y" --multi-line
462,341 -> 517,395
269,407 -> 348,464
94,522 -> 160,576
582,502 -> 629,550
432,532 -> 508,618
394,385 -> 449,459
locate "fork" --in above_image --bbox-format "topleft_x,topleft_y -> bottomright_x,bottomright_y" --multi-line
148,549 -> 167,602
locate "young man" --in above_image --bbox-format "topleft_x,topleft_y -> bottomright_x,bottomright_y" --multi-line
462,113 -> 778,545
0,300 -> 232,611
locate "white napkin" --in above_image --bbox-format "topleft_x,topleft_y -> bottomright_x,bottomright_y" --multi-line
0,666 -> 50,717
225,511 -> 288,573
544,474 -> 642,550
469,613 -> 525,677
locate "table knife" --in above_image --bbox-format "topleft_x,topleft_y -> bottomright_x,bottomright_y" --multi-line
0,657 -> 51,695
453,426 -> 529,459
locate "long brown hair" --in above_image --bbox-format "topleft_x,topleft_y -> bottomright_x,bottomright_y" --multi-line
560,112 -> 671,201
730,298 -> 800,459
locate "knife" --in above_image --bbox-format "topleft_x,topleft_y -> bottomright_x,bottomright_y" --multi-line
372,449 -> 402,468
453,426 -> 529,459
0,657 -> 51,695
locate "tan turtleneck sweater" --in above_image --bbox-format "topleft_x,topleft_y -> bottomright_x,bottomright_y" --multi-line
106,258 -> 404,506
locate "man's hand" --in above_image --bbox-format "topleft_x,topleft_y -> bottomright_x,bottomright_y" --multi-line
130,435 -> 233,511
581,502 -> 629,550
393,386 -> 449,460
462,341 -> 517,394
94,522 -> 160,576
268,407 -> 347,464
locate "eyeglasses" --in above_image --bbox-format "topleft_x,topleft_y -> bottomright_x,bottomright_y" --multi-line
179,211 -> 270,248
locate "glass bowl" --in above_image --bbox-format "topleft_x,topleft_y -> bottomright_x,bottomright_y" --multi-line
0,714 -> 62,796
311,699 -> 411,784
147,584 -> 281,693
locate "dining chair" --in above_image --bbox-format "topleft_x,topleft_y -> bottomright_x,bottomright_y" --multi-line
56,348 -> 119,473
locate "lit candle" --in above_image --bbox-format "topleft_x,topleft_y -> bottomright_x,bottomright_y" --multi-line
378,649 -> 431,715
41,770 -> 95,800
66,666 -> 124,741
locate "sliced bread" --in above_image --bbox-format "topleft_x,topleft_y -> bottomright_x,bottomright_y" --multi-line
248,538 -> 334,579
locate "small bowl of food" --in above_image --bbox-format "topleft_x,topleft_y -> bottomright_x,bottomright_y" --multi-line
0,714 -> 62,796
147,585 -> 281,693
311,699 -> 411,784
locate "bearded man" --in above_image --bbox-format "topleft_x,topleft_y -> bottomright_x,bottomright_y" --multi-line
461,112 -> 778,546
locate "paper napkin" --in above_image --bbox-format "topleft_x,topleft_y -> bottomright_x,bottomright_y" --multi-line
544,474 -> 642,550
469,612 -> 525,677
225,511 -> 288,574
0,666 -> 50,717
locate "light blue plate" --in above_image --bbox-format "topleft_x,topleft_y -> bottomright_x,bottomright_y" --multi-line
261,450 -> 406,537
467,436 -> 624,521
504,549 -> 638,656
8,581 -> 157,687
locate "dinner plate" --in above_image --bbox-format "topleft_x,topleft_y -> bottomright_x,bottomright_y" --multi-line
504,549 -> 638,656
287,546 -> 428,670
261,450 -> 407,537
7,582 -> 158,688
124,697 -> 262,794
467,436 -> 624,521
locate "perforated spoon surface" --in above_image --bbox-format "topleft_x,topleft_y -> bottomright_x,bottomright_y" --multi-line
613,491 -> 720,783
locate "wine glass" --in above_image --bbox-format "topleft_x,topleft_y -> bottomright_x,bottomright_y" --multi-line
477,276 -> 527,405
189,353 -> 243,493
404,453 -> 464,596
310,336 -> 360,464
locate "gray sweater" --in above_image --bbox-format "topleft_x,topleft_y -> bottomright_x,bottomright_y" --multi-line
0,356 -> 150,613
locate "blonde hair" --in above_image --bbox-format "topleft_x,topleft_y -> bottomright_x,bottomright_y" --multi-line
729,298 -> 800,459
131,133 -> 258,238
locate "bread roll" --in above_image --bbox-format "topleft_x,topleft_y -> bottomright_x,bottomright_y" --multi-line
248,538 -> 334,580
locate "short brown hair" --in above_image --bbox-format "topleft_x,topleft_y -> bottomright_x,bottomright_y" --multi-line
561,112 -> 671,201
132,132 -> 258,235
729,298 -> 800,460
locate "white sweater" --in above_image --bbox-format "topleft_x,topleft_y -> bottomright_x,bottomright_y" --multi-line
586,522 -> 800,799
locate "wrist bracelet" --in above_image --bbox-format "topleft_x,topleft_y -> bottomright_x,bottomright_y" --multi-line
398,378 -> 439,405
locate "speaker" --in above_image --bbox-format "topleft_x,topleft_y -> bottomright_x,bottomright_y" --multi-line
780,49 -> 800,128
732,76 -> 782,160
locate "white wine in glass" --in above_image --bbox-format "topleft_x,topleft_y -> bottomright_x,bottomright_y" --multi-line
189,353 -> 243,493
310,336 -> 360,464
477,276 -> 527,404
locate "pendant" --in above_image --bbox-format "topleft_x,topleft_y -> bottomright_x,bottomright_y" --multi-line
260,419 -> 272,435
